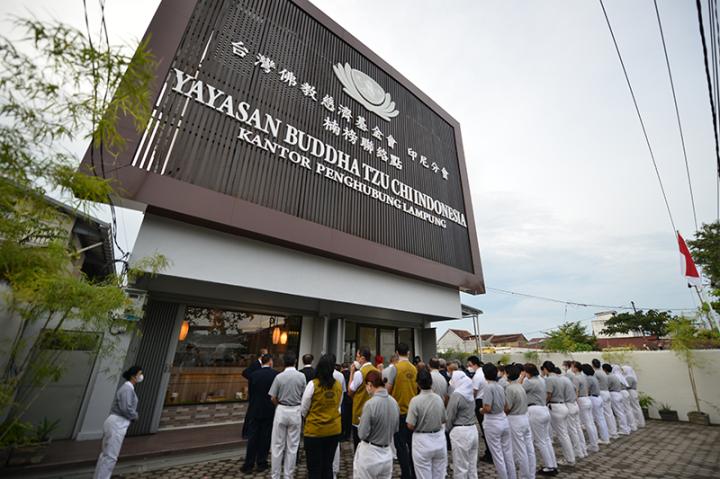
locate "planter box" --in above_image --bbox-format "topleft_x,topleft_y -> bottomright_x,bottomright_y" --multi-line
0,446 -> 11,467
688,411 -> 710,426
6,441 -> 50,466
641,407 -> 650,420
659,410 -> 679,422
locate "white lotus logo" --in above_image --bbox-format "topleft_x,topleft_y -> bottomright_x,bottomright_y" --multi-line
333,62 -> 399,122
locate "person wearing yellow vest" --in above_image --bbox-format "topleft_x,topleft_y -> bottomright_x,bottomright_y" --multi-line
301,353 -> 343,479
387,342 -> 417,479
348,347 -> 378,450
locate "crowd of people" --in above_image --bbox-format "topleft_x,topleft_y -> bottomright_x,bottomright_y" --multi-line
237,346 -> 646,479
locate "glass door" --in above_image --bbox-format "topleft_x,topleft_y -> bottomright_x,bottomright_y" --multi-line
379,328 -> 396,366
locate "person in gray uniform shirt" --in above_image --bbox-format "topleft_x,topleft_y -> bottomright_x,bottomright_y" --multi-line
353,370 -> 400,479
542,361 -> 574,467
521,363 -> 557,476
93,366 -> 142,479
613,364 -> 637,432
407,368 -> 447,479
446,364 -> 478,478
481,363 -> 516,479
581,363 -> 609,444
559,367 -> 587,459
622,365 -> 645,428
429,357 -> 449,404
592,358 -> 618,439
571,361 -> 599,453
269,352 -> 307,479
602,363 -> 630,436
505,364 -> 536,479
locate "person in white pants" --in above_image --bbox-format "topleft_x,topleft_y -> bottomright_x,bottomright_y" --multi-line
521,363 -> 558,476
582,364 -> 609,444
612,365 -> 637,432
603,363 -> 630,436
353,370 -> 399,479
559,369 -> 587,460
622,365 -> 646,428
571,363 -> 599,453
407,368 -> 447,479
446,366 -> 479,479
542,361 -> 575,467
505,364 -> 536,479
93,366 -> 143,479
592,359 -> 618,439
269,352 -> 307,479
482,363 -> 517,479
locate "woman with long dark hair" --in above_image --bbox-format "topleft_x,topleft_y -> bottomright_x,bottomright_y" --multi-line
301,353 -> 343,478
93,365 -> 143,479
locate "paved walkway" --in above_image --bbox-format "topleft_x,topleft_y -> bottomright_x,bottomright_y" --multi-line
112,420 -> 720,478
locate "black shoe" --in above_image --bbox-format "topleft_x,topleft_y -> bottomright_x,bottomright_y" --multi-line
240,465 -> 254,473
538,467 -> 558,476
256,463 -> 269,472
481,455 -> 494,464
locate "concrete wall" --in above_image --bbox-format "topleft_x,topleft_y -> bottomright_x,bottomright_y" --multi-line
131,215 -> 461,320
479,350 -> 720,424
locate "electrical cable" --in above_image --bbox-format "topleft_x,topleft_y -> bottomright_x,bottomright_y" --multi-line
696,0 -> 720,182
654,0 -> 699,231
598,0 -> 677,236
486,286 -> 697,312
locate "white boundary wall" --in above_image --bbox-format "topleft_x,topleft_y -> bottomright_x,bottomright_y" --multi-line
480,350 -> 720,424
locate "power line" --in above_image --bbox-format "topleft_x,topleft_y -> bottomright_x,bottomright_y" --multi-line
653,0 -> 699,231
598,0 -> 677,236
486,286 -> 697,312
696,0 -> 720,183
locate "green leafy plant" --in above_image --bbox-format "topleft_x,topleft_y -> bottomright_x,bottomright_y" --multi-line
658,402 -> 674,412
523,350 -> 540,364
34,418 -> 60,443
601,310 -> 673,337
638,392 -> 655,409
542,321 -> 598,353
498,353 -> 511,365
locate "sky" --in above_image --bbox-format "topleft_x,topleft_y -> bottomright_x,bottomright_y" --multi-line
3,1 -> 718,340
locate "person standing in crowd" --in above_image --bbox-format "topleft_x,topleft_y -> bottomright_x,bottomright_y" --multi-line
429,357 -> 449,404
446,363 -> 478,478
581,363 -> 609,445
349,347 -> 378,449
504,364 -> 535,479
301,354 -> 342,479
301,354 -> 315,383
593,359 -> 618,439
353,370 -> 399,479
242,348 -> 268,439
603,363 -> 630,436
341,362 -> 353,442
521,363 -> 558,476
622,365 -> 645,428
387,343 -> 418,479
571,361 -> 599,453
438,358 -> 450,383
559,366 -> 587,460
613,364 -> 637,432
407,368 -> 447,479
93,366 -> 142,479
542,361 -> 574,467
497,365 -> 508,389
269,352 -> 306,479
482,363 -> 516,479
331,357 -> 347,479
383,354 -> 398,385
242,354 -> 278,473
467,355 -> 493,464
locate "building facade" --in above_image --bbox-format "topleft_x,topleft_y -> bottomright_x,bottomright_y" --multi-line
78,0 -> 484,437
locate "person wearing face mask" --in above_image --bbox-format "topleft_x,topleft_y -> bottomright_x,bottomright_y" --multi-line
93,365 -> 143,479
467,355 -> 493,464
592,359 -> 618,439
353,370 -> 400,479
446,362 -> 478,478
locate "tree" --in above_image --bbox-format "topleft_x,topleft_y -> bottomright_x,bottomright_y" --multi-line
542,321 -> 598,353
600,310 -> 672,338
687,221 -> 720,315
0,13 -> 165,445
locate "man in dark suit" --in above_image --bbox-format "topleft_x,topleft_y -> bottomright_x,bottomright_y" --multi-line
241,353 -> 278,473
241,348 -> 268,439
300,353 -> 315,383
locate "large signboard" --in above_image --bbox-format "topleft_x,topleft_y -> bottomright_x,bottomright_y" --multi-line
85,0 -> 484,293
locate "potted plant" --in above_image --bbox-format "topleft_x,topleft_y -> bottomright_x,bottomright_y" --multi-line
6,418 -> 59,466
658,403 -> 679,422
668,317 -> 714,426
638,392 -> 654,420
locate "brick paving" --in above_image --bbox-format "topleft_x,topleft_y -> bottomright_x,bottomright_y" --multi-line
114,420 -> 720,478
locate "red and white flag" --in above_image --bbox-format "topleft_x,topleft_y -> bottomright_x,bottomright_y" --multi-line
677,232 -> 702,286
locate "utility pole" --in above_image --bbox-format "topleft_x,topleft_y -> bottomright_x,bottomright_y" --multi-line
630,301 -> 637,314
